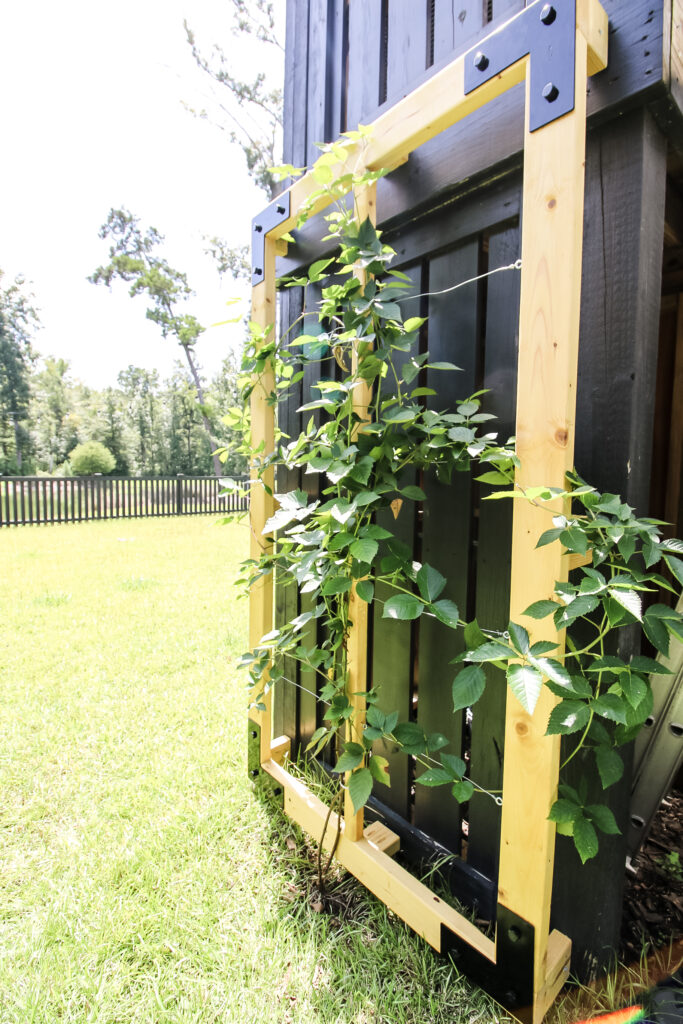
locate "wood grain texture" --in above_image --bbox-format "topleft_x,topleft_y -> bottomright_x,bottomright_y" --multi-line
497,35 -> 589,994
345,1 -> 383,129
433,0 -> 483,64
249,238 -> 278,762
283,0 -> 310,167
263,757 -> 497,959
385,0 -> 429,105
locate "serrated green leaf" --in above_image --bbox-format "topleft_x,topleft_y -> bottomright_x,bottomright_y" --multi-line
348,767 -> 373,813
507,663 -> 543,714
431,599 -> 460,628
416,766 -> 452,786
393,721 -> 427,755
591,693 -> 628,724
586,804 -> 621,835
452,665 -> 487,712
401,484 -> 427,500
321,575 -> 352,596
546,701 -> 591,735
356,580 -> 375,603
333,742 -> 365,773
536,527 -> 564,548
369,755 -> 391,786
451,779 -> 474,802
441,753 -> 466,779
464,620 -> 487,649
523,600 -> 560,619
476,471 -> 511,486
466,641 -> 511,662
383,594 -> 424,620
549,799 -> 582,824
350,538 -> 379,564
608,587 -> 642,622
664,554 -> 683,587
595,746 -> 624,789
427,732 -> 450,752
573,816 -> 599,863
417,563 -> 447,602
508,622 -> 530,655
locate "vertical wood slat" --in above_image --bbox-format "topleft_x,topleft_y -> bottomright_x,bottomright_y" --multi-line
433,0 -> 484,64
385,0 -> 429,104
307,0 -> 331,165
345,1 -> 383,129
412,239 -> 481,852
467,223 -> 521,878
497,34 -> 589,995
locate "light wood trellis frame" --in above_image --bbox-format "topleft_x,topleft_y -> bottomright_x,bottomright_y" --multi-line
248,2 -> 608,1020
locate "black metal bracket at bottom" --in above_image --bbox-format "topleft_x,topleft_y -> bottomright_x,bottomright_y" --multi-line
247,720 -> 284,808
441,906 -> 534,1023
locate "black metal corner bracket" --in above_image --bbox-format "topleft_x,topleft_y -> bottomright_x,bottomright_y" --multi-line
247,720 -> 284,808
464,0 -> 577,133
251,193 -> 291,287
440,906 -> 534,1023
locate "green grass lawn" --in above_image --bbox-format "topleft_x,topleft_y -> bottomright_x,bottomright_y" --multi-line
0,515 -> 508,1024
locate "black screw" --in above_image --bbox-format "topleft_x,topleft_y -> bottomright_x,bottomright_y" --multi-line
542,82 -> 559,102
254,224 -> 263,233
540,4 -> 557,25
250,768 -> 260,778
250,730 -> 258,740
507,925 -> 522,943
473,51 -> 489,71
254,267 -> 263,276
276,204 -> 286,215
273,787 -> 282,797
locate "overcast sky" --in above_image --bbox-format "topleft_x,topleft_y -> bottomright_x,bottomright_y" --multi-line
0,0 -> 283,389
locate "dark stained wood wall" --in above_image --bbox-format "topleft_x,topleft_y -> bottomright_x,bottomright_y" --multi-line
278,0 -> 671,978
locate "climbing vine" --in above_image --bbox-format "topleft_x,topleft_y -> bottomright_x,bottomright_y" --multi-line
227,138 -> 683,866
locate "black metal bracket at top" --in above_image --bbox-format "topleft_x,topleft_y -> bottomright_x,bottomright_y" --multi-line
464,0 -> 577,133
441,906 -> 536,1023
252,192 -> 291,287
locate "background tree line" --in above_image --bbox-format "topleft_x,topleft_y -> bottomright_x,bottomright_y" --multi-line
0,276 -> 245,479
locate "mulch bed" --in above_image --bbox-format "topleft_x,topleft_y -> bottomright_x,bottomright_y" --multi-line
620,788 -> 683,961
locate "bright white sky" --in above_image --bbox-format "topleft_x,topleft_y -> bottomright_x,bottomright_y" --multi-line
0,0 -> 284,389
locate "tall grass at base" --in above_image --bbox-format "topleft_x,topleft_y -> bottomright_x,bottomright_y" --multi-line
0,516 -> 507,1024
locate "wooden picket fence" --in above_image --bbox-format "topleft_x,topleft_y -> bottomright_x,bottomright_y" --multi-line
0,475 -> 249,527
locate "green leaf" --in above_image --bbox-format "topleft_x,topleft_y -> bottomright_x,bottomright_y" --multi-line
451,779 -> 474,802
549,799 -> 581,824
417,563 -> 447,602
348,767 -> 373,814
428,361 -> 460,371
536,527 -> 564,548
350,538 -> 379,564
441,753 -> 466,779
426,732 -> 450,752
334,742 -> 365,773
452,665 -> 486,712
586,804 -> 621,835
328,531 -> 354,551
417,767 -> 452,787
305,726 -> 328,753
523,600 -> 559,619
369,755 -> 391,786
466,641 -> 511,662
356,580 -> 375,603
573,815 -> 599,863
664,554 -> 683,587
401,485 -> 427,501
629,655 -> 671,675
546,701 -> 591,735
554,595 -> 600,628
560,527 -> 588,554
507,663 -> 543,714
321,575 -> 352,596
383,594 -> 424,620
595,746 -> 624,789
643,612 -> 670,657
476,471 -> 511,486
431,599 -> 460,628
393,721 -> 427,755
403,316 -> 426,332
591,693 -> 628,725
507,622 -> 530,655
464,620 -> 487,649
607,587 -> 642,622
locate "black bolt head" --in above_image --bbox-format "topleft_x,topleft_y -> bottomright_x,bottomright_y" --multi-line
473,51 -> 489,71
276,204 -> 286,215
250,730 -> 258,740
542,82 -> 559,102
540,4 -> 557,24
254,267 -> 263,276
254,224 -> 263,232
507,925 -> 522,943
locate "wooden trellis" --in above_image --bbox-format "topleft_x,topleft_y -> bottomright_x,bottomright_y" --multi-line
248,2 -> 608,1020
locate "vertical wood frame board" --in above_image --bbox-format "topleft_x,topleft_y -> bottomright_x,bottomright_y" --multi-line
249,2 -> 608,1020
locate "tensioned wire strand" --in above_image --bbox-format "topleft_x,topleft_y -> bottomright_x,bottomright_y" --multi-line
397,258 -> 522,303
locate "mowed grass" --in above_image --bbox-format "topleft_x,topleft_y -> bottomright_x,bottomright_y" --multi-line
0,516 -> 507,1024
